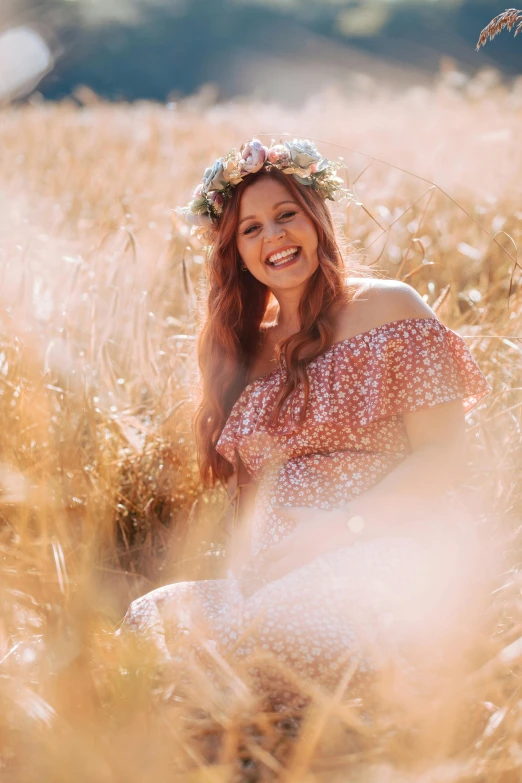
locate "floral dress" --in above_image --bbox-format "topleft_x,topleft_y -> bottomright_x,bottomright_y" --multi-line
118,317 -> 492,695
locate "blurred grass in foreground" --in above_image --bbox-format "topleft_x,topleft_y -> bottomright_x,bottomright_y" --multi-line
0,73 -> 521,781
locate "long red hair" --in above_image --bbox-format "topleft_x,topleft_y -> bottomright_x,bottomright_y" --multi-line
193,165 -> 367,486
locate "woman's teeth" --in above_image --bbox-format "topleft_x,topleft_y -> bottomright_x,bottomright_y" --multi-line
266,247 -> 300,267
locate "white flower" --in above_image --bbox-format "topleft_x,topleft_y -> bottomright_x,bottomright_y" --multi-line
202,158 -> 226,193
285,138 -> 322,169
192,223 -> 218,246
184,210 -> 213,228
239,138 -> 268,175
222,152 -> 244,185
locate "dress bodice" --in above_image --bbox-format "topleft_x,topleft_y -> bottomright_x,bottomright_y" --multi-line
216,317 -> 491,481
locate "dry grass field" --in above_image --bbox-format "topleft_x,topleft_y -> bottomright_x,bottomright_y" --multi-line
0,70 -> 521,781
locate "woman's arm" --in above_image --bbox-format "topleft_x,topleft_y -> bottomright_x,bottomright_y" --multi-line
344,397 -> 468,535
263,400 -> 470,581
261,283 -> 476,578
341,281 -> 470,535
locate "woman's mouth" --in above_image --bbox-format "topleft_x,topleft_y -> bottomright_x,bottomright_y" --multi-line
265,247 -> 302,269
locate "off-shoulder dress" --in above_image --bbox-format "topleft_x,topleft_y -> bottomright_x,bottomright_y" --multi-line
118,317 -> 492,693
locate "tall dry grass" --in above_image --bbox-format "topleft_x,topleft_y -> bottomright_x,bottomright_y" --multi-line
477,8 -> 522,50
0,72 -> 521,781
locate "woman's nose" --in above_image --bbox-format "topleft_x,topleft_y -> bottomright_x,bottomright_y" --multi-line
265,221 -> 285,241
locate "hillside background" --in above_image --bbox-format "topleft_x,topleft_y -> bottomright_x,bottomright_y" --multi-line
2,0 -> 522,104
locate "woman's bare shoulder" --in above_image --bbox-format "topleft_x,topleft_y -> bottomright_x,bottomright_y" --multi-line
336,277 -> 437,340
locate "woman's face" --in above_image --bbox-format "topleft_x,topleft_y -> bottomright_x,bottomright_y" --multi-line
236,176 -> 319,294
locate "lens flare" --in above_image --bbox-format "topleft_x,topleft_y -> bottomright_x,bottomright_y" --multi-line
0,25 -> 53,101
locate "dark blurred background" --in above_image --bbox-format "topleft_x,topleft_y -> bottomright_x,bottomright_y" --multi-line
1,0 -> 521,103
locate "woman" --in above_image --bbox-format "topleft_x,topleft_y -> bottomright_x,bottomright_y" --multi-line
119,138 -> 492,701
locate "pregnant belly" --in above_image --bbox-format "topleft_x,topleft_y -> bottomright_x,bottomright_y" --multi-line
249,450 -> 405,559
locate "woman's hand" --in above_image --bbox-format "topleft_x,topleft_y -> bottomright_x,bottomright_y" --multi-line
250,490 -> 444,586
256,495 -> 425,584
258,506 -> 348,583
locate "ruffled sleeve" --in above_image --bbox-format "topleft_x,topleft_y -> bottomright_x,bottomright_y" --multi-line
215,375 -> 287,473
363,318 -> 491,420
215,400 -> 243,471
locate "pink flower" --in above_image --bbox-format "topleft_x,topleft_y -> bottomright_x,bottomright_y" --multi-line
192,183 -> 204,198
240,138 -> 268,175
208,190 -> 225,214
267,144 -> 291,166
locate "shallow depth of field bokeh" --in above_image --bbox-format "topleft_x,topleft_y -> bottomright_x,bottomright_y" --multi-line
0,72 -> 522,782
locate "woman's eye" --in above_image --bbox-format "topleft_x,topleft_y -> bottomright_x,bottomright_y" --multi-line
243,211 -> 296,236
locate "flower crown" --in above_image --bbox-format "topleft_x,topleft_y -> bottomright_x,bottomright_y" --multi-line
178,137 -> 353,242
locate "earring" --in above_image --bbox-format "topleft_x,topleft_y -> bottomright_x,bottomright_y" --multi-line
240,263 -> 247,272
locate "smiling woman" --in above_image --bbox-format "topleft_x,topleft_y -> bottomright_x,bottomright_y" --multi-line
117,137 -> 493,716
238,184 -> 318,277
186,143 -> 363,466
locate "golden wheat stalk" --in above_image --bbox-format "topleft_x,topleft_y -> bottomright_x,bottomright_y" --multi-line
476,8 -> 522,50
